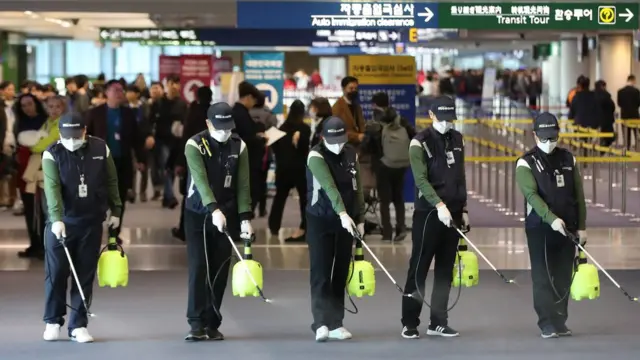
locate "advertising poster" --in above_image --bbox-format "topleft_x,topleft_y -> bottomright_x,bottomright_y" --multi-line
158,55 -> 180,87
179,55 -> 212,103
212,56 -> 233,86
242,52 -> 284,114
348,55 -> 417,203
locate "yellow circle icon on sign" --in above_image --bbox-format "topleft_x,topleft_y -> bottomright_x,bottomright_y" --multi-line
598,6 -> 616,24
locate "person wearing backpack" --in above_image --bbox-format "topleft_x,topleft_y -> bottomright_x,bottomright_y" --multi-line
367,92 -> 415,242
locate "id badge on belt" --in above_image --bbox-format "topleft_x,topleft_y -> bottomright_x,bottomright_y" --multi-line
556,174 -> 565,188
446,151 -> 455,165
224,175 -> 232,188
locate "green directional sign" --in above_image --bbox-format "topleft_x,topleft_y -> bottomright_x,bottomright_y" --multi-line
438,3 -> 639,30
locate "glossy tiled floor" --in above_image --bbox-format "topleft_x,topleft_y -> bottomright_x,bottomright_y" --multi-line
1,199 -> 639,271
2,198 -> 639,360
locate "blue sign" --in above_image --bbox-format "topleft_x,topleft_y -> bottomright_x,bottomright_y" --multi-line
243,52 -> 285,114
237,2 -> 439,29
358,85 -> 416,125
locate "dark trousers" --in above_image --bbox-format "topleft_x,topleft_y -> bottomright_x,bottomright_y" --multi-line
401,210 -> 460,328
526,226 -> 575,330
43,222 -> 102,331
249,166 -> 263,215
307,213 -> 353,331
269,170 -> 307,233
21,191 -> 45,252
185,209 -> 232,330
375,165 -> 407,237
112,157 -> 130,237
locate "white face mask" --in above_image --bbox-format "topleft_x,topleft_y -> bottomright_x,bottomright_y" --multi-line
536,140 -> 557,154
324,139 -> 345,154
433,120 -> 453,134
209,128 -> 232,143
61,138 -> 85,152
309,110 -> 317,119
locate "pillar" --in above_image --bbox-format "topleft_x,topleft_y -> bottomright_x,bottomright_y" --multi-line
560,38 -> 589,105
541,42 -> 561,110
598,34 -> 633,107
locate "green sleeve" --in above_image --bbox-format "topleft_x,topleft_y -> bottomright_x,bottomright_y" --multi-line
185,139 -> 217,209
31,124 -> 60,154
236,142 -> 252,220
355,158 -> 365,224
42,153 -> 63,222
409,141 -> 442,207
515,163 -> 558,225
308,151 -> 346,214
106,151 -> 122,217
573,159 -> 587,230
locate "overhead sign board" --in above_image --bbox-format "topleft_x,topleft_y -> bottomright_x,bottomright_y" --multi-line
237,2 -> 439,29
437,3 -> 639,29
100,28 -> 452,46
99,29 -> 199,42
236,2 -> 638,30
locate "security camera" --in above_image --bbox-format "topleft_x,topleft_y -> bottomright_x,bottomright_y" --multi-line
519,33 -> 525,40
71,18 -> 79,25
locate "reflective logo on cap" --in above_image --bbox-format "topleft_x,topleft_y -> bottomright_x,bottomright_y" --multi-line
538,124 -> 555,128
327,128 -> 345,134
214,114 -> 232,119
437,106 -> 454,111
61,123 -> 80,128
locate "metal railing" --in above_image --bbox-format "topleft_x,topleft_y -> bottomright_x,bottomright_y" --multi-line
414,118 -> 640,221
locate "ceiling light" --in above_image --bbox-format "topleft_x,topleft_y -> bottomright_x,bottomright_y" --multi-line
24,11 -> 32,15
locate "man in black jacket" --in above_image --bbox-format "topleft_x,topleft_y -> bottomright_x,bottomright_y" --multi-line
363,92 -> 415,242
617,75 -> 640,148
171,86 -> 212,241
149,74 -> 187,208
85,80 -> 153,237
231,81 -> 264,216
569,77 -> 601,130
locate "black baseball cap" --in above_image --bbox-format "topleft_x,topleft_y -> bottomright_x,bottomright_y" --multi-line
58,112 -> 86,139
322,116 -> 348,144
207,102 -> 235,130
429,96 -> 457,121
533,112 -> 560,140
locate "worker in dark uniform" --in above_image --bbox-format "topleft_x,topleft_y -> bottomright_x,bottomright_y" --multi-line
516,112 -> 587,339
41,113 -> 122,343
183,102 -> 253,341
306,116 -> 365,342
401,96 -> 469,340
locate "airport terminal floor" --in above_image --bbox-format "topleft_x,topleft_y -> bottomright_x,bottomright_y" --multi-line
1,172 -> 640,360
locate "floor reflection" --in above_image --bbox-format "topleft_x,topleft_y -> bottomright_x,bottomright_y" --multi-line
1,227 -> 639,271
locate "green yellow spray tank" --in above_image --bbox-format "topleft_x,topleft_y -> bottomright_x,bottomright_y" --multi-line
232,239 -> 264,297
97,228 -> 129,288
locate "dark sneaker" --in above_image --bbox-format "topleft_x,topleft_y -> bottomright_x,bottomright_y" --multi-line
556,325 -> 572,337
426,325 -> 459,337
185,328 -> 208,341
205,328 -> 224,340
401,326 -> 420,339
393,230 -> 408,242
541,325 -> 559,339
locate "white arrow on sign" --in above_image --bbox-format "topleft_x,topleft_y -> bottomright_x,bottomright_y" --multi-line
620,8 -> 634,23
100,30 -> 109,39
417,7 -> 434,23
389,32 -> 398,40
